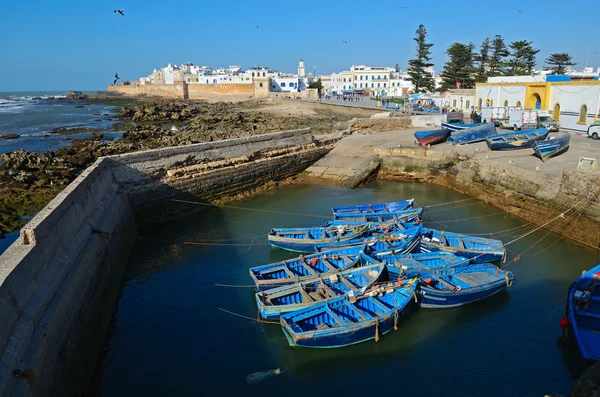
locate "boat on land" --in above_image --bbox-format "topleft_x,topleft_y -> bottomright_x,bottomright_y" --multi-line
568,264 -> 600,365
255,262 -> 385,319
332,207 -> 424,223
485,128 -> 549,150
316,224 -> 422,256
280,279 -> 418,348
371,251 -> 470,280
446,123 -> 497,145
249,245 -> 367,291
441,122 -> 481,132
332,199 -> 414,216
419,228 -> 505,263
532,134 -> 570,162
267,222 -> 370,253
414,129 -> 452,147
416,264 -> 514,308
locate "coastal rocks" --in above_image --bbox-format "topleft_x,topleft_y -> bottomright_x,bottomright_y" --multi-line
1,134 -> 20,139
48,127 -> 103,135
1,149 -> 56,170
65,91 -> 88,100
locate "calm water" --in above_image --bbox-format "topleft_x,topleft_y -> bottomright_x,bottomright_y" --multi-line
94,181 -> 599,396
0,91 -> 119,156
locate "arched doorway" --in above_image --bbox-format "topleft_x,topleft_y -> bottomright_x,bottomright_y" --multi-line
579,105 -> 588,124
516,101 -> 522,107
504,100 -> 509,107
478,98 -> 482,110
553,103 -> 561,121
485,99 -> 490,107
531,93 -> 541,109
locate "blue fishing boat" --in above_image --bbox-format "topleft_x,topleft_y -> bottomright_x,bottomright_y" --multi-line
447,123 -> 496,145
532,134 -> 570,162
485,128 -> 549,150
316,225 -> 422,256
267,222 -> 370,253
441,122 -> 481,132
332,207 -> 424,223
417,264 -> 514,308
568,264 -> 600,365
280,279 -> 418,348
249,245 -> 367,291
414,129 -> 451,147
419,228 -> 505,263
332,199 -> 414,216
255,262 -> 385,319
371,251 -> 470,280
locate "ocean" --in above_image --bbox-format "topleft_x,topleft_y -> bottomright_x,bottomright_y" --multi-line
0,91 -> 121,156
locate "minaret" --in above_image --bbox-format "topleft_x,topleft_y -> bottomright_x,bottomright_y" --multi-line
298,59 -> 306,78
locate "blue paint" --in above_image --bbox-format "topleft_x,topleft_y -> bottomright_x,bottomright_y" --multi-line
568,264 -> 600,366
485,128 -> 549,151
446,123 -> 497,145
532,134 -> 571,162
419,228 -> 506,263
546,75 -> 571,82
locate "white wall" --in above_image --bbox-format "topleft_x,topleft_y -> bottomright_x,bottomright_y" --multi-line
550,84 -> 600,132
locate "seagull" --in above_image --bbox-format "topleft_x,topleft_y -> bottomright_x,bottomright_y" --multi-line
114,73 -> 120,84
398,6 -> 408,9
518,9 -> 523,12
256,25 -> 259,29
114,9 -> 124,16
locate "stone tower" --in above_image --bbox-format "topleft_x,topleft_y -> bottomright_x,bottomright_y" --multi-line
298,59 -> 306,78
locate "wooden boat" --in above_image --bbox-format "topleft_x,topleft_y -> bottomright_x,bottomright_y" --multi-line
417,264 -> 514,308
568,264 -> 600,365
414,129 -> 451,147
332,207 -> 424,223
485,128 -> 549,150
441,122 -> 481,132
249,245 -> 367,291
255,262 -> 385,319
372,251 -> 470,280
419,228 -> 505,263
447,123 -> 496,145
267,222 -> 370,253
280,279 -> 417,348
316,224 -> 422,256
532,134 -> 570,162
332,199 -> 414,216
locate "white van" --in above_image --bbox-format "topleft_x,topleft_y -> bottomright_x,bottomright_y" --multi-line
588,120 -> 600,140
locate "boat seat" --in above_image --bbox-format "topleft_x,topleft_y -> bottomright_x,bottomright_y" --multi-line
319,284 -> 337,298
339,277 -> 358,291
300,289 -> 316,302
321,259 -> 337,271
575,309 -> 600,320
435,277 -> 459,290
342,255 -> 353,263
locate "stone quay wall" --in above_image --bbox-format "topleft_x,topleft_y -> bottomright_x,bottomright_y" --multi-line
0,128 -> 328,397
107,81 -> 254,100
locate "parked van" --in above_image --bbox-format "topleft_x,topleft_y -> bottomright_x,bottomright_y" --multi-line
588,119 -> 600,140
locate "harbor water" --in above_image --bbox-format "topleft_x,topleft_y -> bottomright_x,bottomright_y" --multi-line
93,181 -> 599,396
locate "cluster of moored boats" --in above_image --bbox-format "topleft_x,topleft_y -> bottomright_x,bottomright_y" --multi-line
415,122 -> 570,162
248,199 -> 514,349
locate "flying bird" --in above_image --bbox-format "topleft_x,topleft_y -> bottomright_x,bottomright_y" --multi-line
114,9 -> 124,16
256,25 -> 259,29
398,6 -> 408,9
518,9 -> 523,12
114,73 -> 120,84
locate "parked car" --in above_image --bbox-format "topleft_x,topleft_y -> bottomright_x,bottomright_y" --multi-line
538,115 -> 560,132
588,119 -> 600,140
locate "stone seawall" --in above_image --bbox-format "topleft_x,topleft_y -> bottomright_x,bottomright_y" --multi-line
0,128 -> 327,396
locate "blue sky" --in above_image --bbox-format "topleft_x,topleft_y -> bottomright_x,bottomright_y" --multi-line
1,0 -> 597,91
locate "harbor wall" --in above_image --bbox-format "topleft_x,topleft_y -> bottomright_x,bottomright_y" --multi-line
0,128 -> 329,397
107,82 -> 254,100
377,147 -> 600,250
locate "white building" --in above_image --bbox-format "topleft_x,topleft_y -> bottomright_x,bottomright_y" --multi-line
272,76 -> 300,92
298,60 -> 306,78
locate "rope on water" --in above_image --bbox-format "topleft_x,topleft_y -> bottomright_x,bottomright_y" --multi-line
217,307 -> 280,325
422,198 -> 478,208
171,199 -> 331,219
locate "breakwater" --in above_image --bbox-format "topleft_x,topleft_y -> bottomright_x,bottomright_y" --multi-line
0,128 -> 331,396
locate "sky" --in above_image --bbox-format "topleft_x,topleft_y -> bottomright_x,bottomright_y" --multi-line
1,0 -> 598,92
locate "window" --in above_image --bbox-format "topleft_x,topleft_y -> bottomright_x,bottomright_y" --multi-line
377,83 -> 380,88
259,82 -> 263,87
504,100 -> 509,107
553,103 -> 561,121
384,76 -> 387,80
213,79 -> 217,84
378,75 -> 381,80
466,100 -> 470,109
360,75 -> 363,80
365,75 -> 369,80
371,83 -> 374,88
354,83 -> 357,88
579,104 -> 588,124
360,83 -> 363,88
252,72 -> 255,77
263,72 -> 266,77
272,84 -> 276,89
372,75 -> 375,80
281,82 -> 286,87
453,100 -> 457,107
383,83 -> 386,88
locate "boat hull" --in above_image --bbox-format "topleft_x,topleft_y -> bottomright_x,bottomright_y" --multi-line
441,122 -> 481,132
268,224 -> 370,253
533,134 -> 571,162
485,128 -> 549,150
418,277 -> 511,308
447,123 -> 496,145
414,129 -> 451,147
333,207 -> 424,223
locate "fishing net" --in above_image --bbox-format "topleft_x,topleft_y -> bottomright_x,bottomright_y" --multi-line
246,368 -> 282,384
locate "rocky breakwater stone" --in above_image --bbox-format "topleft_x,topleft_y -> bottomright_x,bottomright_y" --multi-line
0,134 -> 19,140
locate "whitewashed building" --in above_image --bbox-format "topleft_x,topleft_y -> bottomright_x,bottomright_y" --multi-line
271,76 -> 300,92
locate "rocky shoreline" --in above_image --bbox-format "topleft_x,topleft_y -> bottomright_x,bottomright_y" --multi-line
0,95 -> 351,238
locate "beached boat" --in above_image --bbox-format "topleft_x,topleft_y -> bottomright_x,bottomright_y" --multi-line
441,122 -> 481,132
280,279 -> 417,348
446,123 -> 497,145
416,264 -> 514,308
568,264 -> 600,365
333,207 -> 424,223
372,251 -> 470,280
249,245 -> 367,291
485,128 -> 549,150
414,129 -> 451,147
332,199 -> 414,216
255,262 -> 385,319
316,224 -> 422,256
419,228 -> 505,263
267,222 -> 370,253
532,134 -> 570,162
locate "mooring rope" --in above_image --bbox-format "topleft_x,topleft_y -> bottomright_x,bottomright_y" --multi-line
217,307 -> 280,325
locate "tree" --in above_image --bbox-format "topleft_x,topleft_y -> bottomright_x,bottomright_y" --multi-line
545,53 -> 576,75
488,35 -> 509,76
407,24 -> 436,93
440,42 -> 476,91
507,40 -> 540,75
474,37 -> 491,82
308,78 -> 322,90
394,63 -> 400,72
